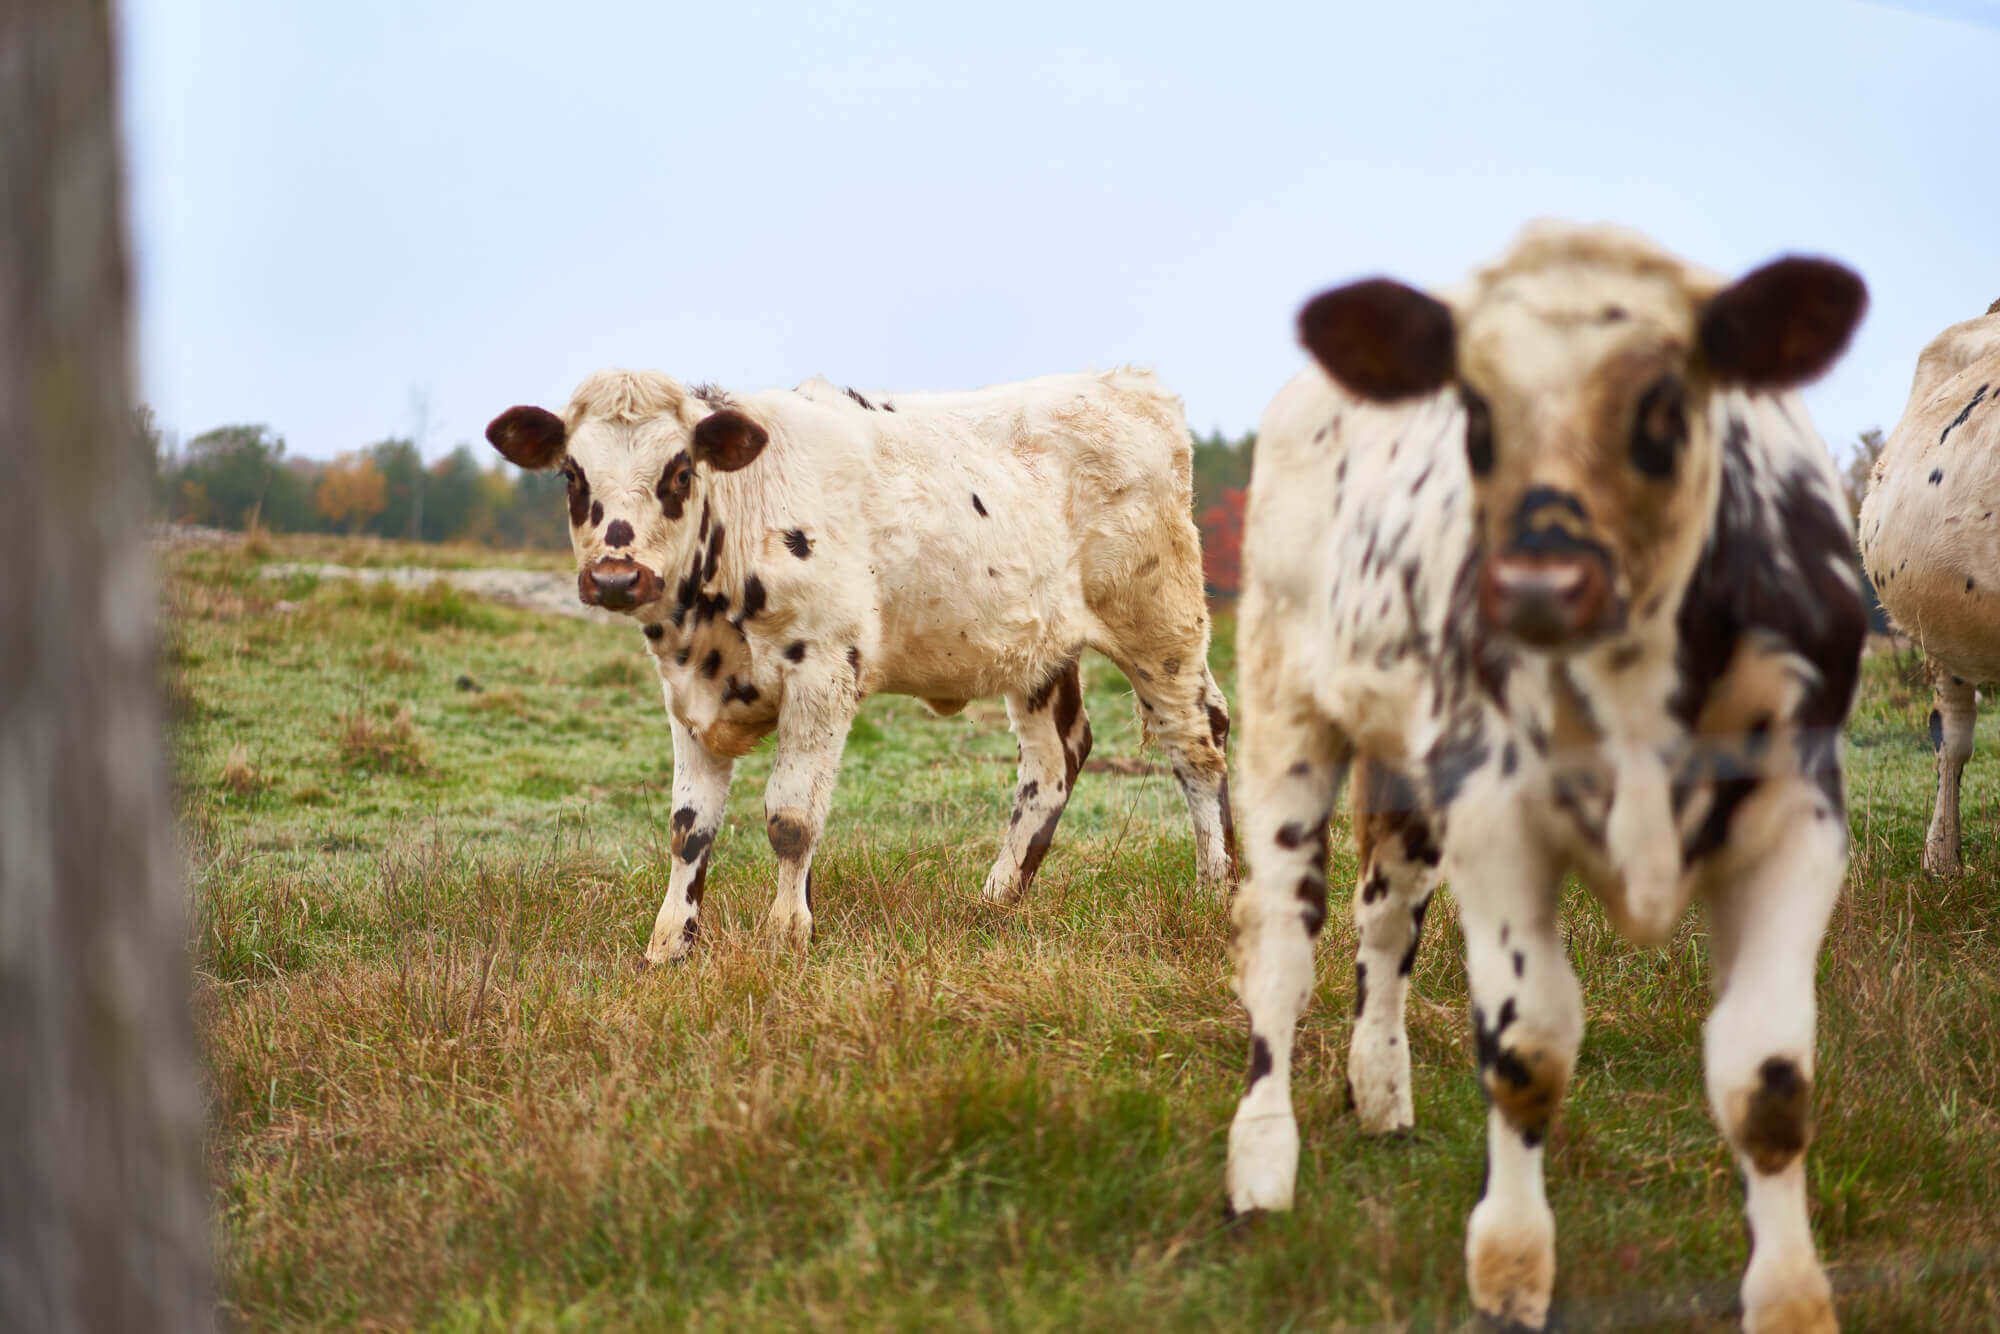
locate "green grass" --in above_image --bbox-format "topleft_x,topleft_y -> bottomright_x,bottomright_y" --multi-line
172,535 -> 2000,1331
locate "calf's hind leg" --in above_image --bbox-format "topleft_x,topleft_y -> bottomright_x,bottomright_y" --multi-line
983,657 -> 1091,904
1113,656 -> 1237,894
1924,672 -> 1976,875
1346,757 -> 1443,1134
1704,780 -> 1842,1334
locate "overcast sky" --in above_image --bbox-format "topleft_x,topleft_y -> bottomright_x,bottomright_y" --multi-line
120,0 -> 2000,464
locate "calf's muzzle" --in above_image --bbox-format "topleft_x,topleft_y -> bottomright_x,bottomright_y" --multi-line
1479,489 -> 1616,648
579,556 -> 662,611
1479,554 -> 1612,648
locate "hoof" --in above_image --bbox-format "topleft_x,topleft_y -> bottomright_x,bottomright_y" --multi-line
644,921 -> 699,966
1226,1102 -> 1298,1214
1475,1314 -> 1549,1334
1467,1199 -> 1555,1333
1744,1253 -> 1835,1334
1348,1030 -> 1416,1134
980,869 -> 1025,905
1218,1195 -> 1266,1232
766,909 -> 814,951
1745,1291 -> 1836,1334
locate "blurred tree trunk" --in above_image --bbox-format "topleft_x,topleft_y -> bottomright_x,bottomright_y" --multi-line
0,3 -> 212,1331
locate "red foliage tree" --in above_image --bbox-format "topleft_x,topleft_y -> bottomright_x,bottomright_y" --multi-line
1200,487 -> 1246,596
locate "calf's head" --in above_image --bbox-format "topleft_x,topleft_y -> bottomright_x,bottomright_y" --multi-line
485,372 -> 768,614
1299,224 -> 1865,651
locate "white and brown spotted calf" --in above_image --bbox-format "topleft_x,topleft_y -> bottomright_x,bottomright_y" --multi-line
1859,299 -> 2000,874
1226,223 -> 1867,1333
486,368 -> 1233,963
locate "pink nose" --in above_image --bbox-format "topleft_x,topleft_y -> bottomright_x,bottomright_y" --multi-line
1478,555 -> 1610,647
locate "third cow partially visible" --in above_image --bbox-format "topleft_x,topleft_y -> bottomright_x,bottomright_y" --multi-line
1860,299 -> 2000,874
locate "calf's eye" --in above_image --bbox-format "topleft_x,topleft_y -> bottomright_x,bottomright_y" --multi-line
1630,375 -> 1686,480
1462,386 -> 1494,477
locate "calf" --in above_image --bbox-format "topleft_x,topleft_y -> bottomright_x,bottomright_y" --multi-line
1225,223 -> 1866,1333
486,368 -> 1234,963
1859,300 -> 2000,873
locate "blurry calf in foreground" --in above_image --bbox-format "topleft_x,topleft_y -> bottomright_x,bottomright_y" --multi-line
488,368 -> 1235,964
1227,221 -> 1865,1333
1859,299 -> 2000,875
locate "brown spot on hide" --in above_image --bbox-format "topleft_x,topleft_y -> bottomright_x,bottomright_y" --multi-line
1016,805 -> 1064,892
1296,871 -> 1325,936
738,573 -> 766,622
766,810 -> 811,861
657,452 -> 693,520
1246,1036 -> 1273,1090
1739,1058 -> 1811,1174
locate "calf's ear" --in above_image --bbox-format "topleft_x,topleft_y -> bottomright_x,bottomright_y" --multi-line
485,406 -> 567,470
1699,257 -> 1866,390
1298,278 -> 1456,401
692,408 -> 769,472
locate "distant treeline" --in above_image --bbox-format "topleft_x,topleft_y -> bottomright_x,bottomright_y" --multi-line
147,410 -> 570,549
146,408 -> 1262,586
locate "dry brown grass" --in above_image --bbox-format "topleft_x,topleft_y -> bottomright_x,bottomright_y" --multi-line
217,743 -> 266,796
332,703 -> 428,774
359,644 -> 417,676
462,687 -> 532,718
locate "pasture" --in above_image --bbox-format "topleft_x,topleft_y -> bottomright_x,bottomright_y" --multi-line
169,534 -> 2000,1330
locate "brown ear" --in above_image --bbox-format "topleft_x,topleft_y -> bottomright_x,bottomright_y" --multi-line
485,406 -> 566,470
1298,278 -> 1456,401
691,408 -> 769,472
1698,257 -> 1866,390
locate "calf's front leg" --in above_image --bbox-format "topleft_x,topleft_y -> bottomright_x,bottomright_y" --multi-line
1704,779 -> 1843,1334
1225,709 -> 1345,1215
1449,790 -> 1579,1333
984,657 -> 1091,904
646,715 -> 735,965
762,682 -> 856,950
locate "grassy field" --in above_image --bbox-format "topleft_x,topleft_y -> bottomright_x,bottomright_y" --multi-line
168,534 -> 2000,1331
